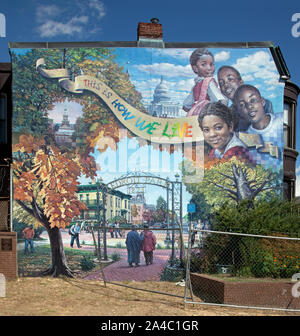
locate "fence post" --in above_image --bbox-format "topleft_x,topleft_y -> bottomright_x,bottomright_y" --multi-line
0,273 -> 5,297
184,221 -> 194,308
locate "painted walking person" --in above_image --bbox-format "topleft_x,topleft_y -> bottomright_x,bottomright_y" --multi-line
141,224 -> 156,266
69,222 -> 81,248
125,225 -> 142,267
114,222 -> 122,238
22,225 -> 35,255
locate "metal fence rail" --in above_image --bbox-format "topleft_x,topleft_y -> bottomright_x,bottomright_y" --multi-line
184,229 -> 300,311
86,225 -> 190,299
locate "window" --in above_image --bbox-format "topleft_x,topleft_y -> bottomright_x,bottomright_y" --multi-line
0,93 -> 7,144
283,102 -> 294,148
283,179 -> 293,201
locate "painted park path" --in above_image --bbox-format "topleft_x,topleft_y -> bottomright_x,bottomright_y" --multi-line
83,247 -> 171,282
37,230 -> 177,282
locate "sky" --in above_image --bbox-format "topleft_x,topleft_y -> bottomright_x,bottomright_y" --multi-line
1,0 -> 300,198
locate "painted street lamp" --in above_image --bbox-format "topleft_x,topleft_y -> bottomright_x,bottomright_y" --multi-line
164,177 -> 171,244
97,177 -> 108,261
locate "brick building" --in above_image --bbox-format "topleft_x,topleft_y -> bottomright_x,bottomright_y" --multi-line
0,63 -> 17,279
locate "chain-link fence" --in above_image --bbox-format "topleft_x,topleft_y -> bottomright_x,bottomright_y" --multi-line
184,229 -> 300,311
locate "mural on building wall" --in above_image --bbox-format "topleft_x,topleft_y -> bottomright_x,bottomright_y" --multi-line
10,46 -> 284,237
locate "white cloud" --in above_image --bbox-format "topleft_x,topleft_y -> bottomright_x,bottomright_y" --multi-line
36,5 -> 61,23
232,51 -> 282,92
35,1 -> 106,38
264,77 -> 284,87
152,49 -> 193,60
254,69 -> 278,80
214,51 -> 230,62
232,51 -> 277,75
88,0 -> 106,18
48,100 -> 83,124
38,16 -> 89,37
134,63 -> 193,78
241,74 -> 254,82
133,76 -> 194,106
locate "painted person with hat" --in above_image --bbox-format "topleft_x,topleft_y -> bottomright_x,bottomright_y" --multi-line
125,225 -> 142,267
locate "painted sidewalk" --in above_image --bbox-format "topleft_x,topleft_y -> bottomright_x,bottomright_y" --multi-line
83,248 -> 171,282
40,229 -> 175,282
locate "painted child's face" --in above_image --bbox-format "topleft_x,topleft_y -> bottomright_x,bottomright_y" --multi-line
218,68 -> 243,100
236,88 -> 266,126
192,55 -> 215,77
201,115 -> 233,153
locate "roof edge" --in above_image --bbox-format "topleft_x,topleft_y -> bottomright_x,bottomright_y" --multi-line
8,41 -> 274,49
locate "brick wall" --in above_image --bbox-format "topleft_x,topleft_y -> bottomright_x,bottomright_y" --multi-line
0,232 -> 17,279
137,22 -> 163,40
191,273 -> 300,309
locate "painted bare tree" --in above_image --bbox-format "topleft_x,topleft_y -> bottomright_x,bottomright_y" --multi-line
184,158 -> 281,209
214,163 -> 276,204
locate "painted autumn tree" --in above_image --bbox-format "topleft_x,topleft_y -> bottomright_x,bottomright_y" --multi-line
12,48 -> 146,276
131,204 -> 138,218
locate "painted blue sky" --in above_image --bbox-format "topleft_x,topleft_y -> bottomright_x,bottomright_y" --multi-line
112,47 -> 284,110
1,0 -> 300,196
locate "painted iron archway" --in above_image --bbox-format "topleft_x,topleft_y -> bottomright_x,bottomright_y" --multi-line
98,172 -> 184,266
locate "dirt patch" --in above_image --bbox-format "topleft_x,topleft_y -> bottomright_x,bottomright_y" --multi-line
1,277 -> 299,316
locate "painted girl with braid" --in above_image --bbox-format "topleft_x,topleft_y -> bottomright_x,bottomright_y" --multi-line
183,48 -> 228,116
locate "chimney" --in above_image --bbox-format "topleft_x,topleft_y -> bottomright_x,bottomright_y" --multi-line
137,18 -> 164,48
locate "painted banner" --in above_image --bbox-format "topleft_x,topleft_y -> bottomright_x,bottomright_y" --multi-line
36,58 -> 201,144
11,46 -> 284,234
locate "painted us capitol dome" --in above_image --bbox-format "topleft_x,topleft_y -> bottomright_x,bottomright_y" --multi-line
152,77 -> 171,103
146,76 -> 182,118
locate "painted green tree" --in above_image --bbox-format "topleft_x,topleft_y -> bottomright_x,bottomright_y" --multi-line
153,196 -> 167,223
185,157 -> 282,210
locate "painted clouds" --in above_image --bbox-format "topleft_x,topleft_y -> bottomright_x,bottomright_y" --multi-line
130,48 -> 282,108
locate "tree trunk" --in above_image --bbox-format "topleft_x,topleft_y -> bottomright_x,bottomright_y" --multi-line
16,199 -> 74,278
41,225 -> 74,278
